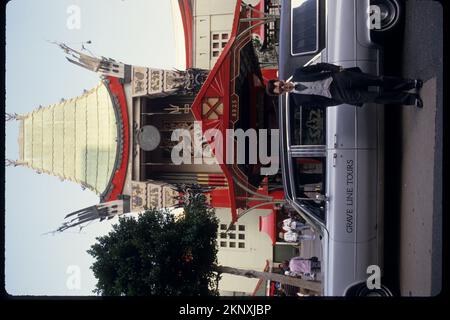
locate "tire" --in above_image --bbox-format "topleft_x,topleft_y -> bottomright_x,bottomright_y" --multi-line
370,0 -> 404,45
346,281 -> 394,297
354,284 -> 394,297
370,0 -> 401,32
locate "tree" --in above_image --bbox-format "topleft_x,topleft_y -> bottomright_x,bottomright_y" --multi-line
88,193 -> 321,296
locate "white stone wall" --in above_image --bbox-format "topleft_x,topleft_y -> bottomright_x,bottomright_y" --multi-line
192,0 -> 238,69
214,207 -> 273,294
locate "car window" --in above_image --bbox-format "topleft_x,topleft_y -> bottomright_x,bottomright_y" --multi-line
291,0 -> 319,55
292,157 -> 326,221
289,101 -> 326,146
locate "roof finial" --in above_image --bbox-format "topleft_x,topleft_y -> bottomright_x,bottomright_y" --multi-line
51,200 -> 128,233
5,159 -> 22,167
6,113 -> 18,121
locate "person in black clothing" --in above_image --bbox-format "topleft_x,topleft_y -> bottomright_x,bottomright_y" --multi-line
266,63 -> 423,108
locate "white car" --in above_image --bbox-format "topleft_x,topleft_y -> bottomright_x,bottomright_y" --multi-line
278,0 -> 401,296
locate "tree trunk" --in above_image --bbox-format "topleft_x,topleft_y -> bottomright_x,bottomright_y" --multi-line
215,265 -> 321,293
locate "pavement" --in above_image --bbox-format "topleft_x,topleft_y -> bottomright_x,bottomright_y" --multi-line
399,78 -> 441,296
394,0 -> 443,296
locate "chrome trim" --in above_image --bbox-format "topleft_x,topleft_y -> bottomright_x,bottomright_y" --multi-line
284,94 -> 292,149
291,200 -> 327,235
290,0 -> 320,56
284,96 -> 297,197
290,145 -> 327,157
303,52 -> 322,66
279,95 -> 294,202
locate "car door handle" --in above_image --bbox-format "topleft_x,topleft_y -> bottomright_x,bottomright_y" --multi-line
315,194 -> 329,202
333,153 -> 337,167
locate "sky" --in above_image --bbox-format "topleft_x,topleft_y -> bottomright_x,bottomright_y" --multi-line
5,0 -> 183,295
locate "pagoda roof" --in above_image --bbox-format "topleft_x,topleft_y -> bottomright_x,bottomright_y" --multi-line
191,0 -> 272,222
18,80 -> 123,196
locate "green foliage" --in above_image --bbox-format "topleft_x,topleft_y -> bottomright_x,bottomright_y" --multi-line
88,194 -> 220,296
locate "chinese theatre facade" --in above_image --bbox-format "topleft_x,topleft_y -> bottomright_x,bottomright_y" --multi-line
9,0 -> 284,294
11,42 -> 230,225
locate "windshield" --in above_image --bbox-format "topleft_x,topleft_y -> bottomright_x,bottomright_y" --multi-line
291,0 -> 319,55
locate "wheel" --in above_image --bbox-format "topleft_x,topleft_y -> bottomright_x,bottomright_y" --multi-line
346,281 -> 394,297
370,0 -> 403,45
370,0 -> 401,32
354,284 -> 393,297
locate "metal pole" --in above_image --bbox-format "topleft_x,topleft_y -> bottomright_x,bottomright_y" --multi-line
236,19 -> 277,42
236,200 -> 286,220
232,176 -> 273,201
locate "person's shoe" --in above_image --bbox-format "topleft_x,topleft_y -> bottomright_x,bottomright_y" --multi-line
415,96 -> 423,108
415,79 -> 423,90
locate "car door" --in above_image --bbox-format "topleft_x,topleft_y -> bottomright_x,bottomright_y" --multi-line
283,94 -> 328,225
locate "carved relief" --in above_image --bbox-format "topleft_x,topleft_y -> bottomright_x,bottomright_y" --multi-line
164,70 -> 182,92
131,181 -> 180,210
162,185 -> 179,208
149,69 -> 164,94
131,67 -> 208,97
132,67 -> 149,97
147,185 -> 162,208
163,68 -> 209,96
131,181 -> 148,211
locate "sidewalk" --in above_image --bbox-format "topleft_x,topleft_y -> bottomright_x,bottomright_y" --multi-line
398,78 -> 442,296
